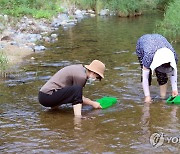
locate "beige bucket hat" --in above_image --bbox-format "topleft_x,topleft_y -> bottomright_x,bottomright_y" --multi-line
85,60 -> 105,78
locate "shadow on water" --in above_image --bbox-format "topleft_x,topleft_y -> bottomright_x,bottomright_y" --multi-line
0,11 -> 180,153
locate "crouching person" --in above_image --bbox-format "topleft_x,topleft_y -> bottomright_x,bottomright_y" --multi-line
38,60 -> 105,117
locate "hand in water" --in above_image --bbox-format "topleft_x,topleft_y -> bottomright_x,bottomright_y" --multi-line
144,96 -> 152,103
172,90 -> 178,97
92,101 -> 102,109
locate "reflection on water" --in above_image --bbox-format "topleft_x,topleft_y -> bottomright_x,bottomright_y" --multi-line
1,12 -> 180,153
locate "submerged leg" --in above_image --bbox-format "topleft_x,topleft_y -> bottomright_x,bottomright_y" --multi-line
160,83 -> 167,99
155,70 -> 168,99
73,103 -> 82,117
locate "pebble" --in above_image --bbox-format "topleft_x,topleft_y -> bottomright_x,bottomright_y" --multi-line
34,45 -> 46,51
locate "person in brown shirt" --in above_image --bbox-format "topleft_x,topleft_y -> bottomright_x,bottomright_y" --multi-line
38,60 -> 105,117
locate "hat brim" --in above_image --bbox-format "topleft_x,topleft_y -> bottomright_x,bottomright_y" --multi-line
85,65 -> 104,78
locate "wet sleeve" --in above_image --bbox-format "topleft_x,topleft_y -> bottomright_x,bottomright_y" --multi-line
142,69 -> 150,96
170,70 -> 178,91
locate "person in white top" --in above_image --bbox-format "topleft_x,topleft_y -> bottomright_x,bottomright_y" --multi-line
143,48 -> 178,103
136,34 -> 178,103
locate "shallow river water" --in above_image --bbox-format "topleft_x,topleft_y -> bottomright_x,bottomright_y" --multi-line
0,12 -> 180,153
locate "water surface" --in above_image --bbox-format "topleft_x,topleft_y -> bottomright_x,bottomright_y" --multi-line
1,12 -> 180,153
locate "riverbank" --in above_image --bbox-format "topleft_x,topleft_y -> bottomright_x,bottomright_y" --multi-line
0,10 -> 97,74
1,6 -> 133,74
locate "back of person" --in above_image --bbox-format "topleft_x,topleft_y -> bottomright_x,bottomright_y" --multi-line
40,64 -> 87,95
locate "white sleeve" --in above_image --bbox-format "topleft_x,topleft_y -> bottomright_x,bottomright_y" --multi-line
170,70 -> 178,91
142,69 -> 150,96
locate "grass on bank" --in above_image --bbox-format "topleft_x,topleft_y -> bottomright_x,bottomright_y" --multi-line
0,0 -> 172,18
68,0 -> 144,16
155,0 -> 180,41
0,0 -> 64,19
66,0 -> 169,16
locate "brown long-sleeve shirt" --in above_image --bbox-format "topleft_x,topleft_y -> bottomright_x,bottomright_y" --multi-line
40,64 -> 87,95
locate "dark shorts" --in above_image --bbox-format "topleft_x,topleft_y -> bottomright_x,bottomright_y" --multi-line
38,85 -> 83,107
138,57 -> 168,86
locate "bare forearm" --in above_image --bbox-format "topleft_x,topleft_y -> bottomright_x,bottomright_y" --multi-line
82,96 -> 102,109
82,96 -> 94,105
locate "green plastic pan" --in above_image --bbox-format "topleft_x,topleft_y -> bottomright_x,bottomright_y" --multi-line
166,96 -> 180,105
96,96 -> 117,109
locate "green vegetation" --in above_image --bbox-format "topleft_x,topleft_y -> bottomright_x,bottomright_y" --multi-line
67,0 -> 169,16
156,0 -> 180,41
106,0 -> 143,17
0,51 -> 8,76
0,0 -> 173,18
69,0 -> 143,16
0,0 -> 64,19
